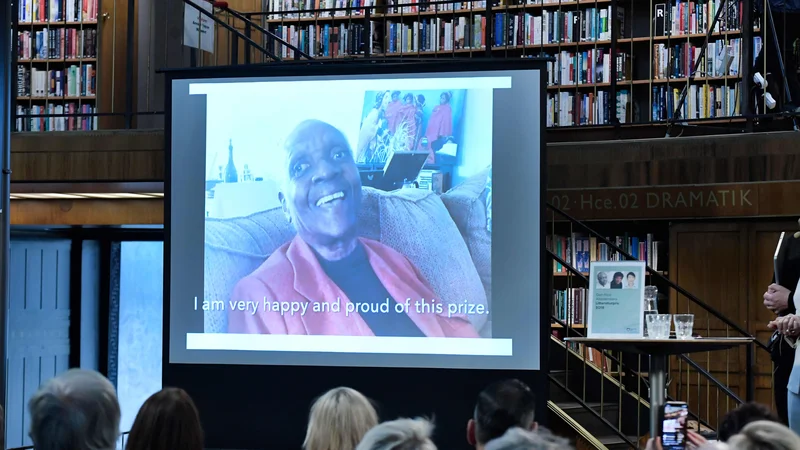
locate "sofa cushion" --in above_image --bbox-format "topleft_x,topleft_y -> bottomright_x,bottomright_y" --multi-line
441,168 -> 492,335
203,186 -> 488,335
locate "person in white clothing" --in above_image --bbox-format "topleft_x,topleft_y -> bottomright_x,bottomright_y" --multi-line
767,278 -> 800,434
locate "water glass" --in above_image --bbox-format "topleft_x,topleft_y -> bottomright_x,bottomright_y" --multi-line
646,314 -> 672,339
674,314 -> 695,339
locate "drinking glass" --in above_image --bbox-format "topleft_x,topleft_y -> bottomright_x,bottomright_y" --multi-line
646,314 -> 666,339
647,314 -> 672,339
674,314 -> 695,339
655,314 -> 672,339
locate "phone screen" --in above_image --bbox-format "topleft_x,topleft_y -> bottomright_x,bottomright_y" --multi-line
662,402 -> 689,450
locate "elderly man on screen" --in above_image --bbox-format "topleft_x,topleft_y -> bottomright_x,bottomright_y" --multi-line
227,119 -> 479,338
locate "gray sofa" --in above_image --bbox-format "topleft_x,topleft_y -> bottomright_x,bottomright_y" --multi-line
203,168 -> 493,336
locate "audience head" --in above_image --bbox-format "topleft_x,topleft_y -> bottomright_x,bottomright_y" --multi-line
304,387 -> 379,450
484,427 -> 572,450
28,368 -> 120,450
125,387 -> 203,450
719,402 -> 779,442
726,420 -> 800,450
468,379 -> 537,449
356,418 -> 436,450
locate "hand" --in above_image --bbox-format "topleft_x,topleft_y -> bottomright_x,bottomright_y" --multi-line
645,437 -> 663,450
764,283 -> 791,313
687,430 -> 708,449
768,314 -> 800,336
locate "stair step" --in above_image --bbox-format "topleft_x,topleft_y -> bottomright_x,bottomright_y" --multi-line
597,434 -> 639,450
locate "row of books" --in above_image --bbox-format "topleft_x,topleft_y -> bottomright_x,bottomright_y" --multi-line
18,0 -> 99,23
553,288 -> 586,325
547,233 -> 665,274
388,0 -> 488,14
546,90 -> 631,126
492,7 -> 622,47
17,65 -> 97,98
15,104 -> 97,132
651,83 -> 740,120
383,16 -> 485,52
266,0 -> 377,18
653,38 -> 743,80
17,28 -> 98,60
271,23 -> 368,58
653,0 -> 743,37
545,49 -> 630,86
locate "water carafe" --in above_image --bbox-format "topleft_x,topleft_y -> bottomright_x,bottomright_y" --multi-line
643,285 -> 658,337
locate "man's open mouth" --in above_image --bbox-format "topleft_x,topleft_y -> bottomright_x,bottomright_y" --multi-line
316,191 -> 345,207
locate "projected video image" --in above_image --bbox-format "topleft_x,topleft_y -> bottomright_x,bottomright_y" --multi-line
200,78 -> 497,351
357,89 -> 466,165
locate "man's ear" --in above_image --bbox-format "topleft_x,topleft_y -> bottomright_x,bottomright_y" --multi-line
530,421 -> 538,432
467,419 -> 477,446
278,192 -> 291,223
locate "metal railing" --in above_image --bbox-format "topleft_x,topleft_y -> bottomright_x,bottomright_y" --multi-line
546,202 -> 769,447
9,0 -> 800,133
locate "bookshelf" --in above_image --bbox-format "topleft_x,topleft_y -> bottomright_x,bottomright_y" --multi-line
15,0 -> 100,132
262,0 -> 762,128
547,223 -> 671,330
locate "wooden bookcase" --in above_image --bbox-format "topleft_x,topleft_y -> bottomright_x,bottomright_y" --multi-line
262,0 -> 762,128
15,0 -> 100,132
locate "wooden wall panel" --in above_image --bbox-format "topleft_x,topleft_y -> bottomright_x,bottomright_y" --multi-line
10,199 -> 163,225
98,0 -> 137,129
11,129 -> 800,186
11,130 -> 163,181
668,220 -> 798,428
5,241 -> 72,448
548,131 -> 800,189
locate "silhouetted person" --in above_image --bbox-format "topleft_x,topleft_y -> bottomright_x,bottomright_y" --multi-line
125,388 -> 204,450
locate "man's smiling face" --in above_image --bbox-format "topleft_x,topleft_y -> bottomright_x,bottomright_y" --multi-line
279,120 -> 362,249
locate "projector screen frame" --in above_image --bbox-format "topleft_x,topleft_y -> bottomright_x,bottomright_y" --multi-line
162,58 -> 552,449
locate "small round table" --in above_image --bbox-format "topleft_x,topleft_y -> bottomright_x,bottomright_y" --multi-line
563,337 -> 755,438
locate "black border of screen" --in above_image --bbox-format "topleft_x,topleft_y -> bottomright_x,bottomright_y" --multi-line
161,57 -> 551,437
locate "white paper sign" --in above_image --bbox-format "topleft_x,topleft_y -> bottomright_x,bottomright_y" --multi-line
586,260 -> 646,339
184,1 -> 215,53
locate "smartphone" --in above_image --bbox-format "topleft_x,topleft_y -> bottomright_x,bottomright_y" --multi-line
661,401 -> 689,450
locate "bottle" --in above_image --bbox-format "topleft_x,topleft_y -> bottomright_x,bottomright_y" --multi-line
643,285 -> 658,337
224,139 -> 238,183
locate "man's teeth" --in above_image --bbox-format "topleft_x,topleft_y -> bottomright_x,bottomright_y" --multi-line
316,191 -> 345,207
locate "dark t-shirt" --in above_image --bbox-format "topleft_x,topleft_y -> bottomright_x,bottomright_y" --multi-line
317,243 -> 425,337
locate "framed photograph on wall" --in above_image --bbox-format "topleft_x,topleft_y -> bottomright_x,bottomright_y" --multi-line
586,260 -> 646,339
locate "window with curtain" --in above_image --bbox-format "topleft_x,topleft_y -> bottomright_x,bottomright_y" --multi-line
117,241 -> 164,433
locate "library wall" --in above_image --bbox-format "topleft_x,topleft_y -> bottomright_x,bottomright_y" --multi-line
668,221 -> 795,421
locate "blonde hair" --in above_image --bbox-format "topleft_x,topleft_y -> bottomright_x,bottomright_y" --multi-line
355,418 -> 437,450
727,420 -> 800,450
303,387 -> 379,450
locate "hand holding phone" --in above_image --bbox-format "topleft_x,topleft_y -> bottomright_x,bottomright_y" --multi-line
662,401 -> 689,450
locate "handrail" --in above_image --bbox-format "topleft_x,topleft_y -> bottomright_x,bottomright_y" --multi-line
549,374 -> 638,449
548,401 -> 611,450
183,0 -> 282,61
212,2 -> 314,60
677,353 -> 744,404
547,202 -> 768,352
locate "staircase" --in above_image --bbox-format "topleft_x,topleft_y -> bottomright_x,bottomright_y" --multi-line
544,203 -> 766,449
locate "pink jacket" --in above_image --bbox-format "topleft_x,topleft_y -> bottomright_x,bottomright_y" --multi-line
227,236 -> 479,337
